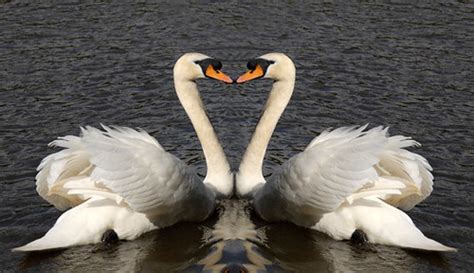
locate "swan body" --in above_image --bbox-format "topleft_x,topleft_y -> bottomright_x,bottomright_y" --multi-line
236,53 -> 455,252
14,53 -> 233,251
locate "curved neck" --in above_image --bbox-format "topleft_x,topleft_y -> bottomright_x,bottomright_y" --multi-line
237,79 -> 295,196
174,79 -> 232,197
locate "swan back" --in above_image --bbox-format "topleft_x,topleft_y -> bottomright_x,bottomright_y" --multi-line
37,126 -> 215,223
255,125 -> 434,226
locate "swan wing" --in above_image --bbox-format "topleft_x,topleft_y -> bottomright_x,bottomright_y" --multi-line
36,126 -> 199,214
275,125 -> 433,214
374,135 -> 433,210
81,125 -> 200,214
36,134 -> 94,210
276,125 -> 387,213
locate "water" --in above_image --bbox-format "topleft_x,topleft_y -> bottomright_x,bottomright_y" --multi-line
1,1 -> 473,272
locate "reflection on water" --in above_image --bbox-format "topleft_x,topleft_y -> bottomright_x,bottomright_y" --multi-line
18,200 -> 454,272
191,200 -> 272,273
19,234 -> 156,272
18,200 -> 277,273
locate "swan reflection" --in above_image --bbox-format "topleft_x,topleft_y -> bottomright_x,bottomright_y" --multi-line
189,199 -> 273,273
18,199 -> 449,272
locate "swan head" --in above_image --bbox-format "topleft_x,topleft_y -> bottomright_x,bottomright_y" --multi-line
236,53 -> 295,83
174,53 -> 233,84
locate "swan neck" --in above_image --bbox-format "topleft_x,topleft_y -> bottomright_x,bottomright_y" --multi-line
174,79 -> 232,197
237,79 -> 295,196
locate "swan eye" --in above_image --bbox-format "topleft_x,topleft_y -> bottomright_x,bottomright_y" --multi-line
195,58 -> 223,73
213,60 -> 223,70
247,59 -> 274,73
247,60 -> 257,70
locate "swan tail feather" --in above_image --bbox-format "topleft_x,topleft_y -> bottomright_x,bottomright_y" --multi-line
381,219 -> 457,252
12,198 -> 121,252
399,236 -> 457,252
360,198 -> 456,252
12,214 -> 87,252
12,237 -> 73,252
316,197 -> 456,252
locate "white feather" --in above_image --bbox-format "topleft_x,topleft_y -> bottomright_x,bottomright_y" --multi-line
14,125 -> 220,251
15,54 -> 239,251
15,53 -> 236,251
315,197 -> 456,252
253,125 -> 454,251
13,197 -> 156,252
239,52 -> 455,252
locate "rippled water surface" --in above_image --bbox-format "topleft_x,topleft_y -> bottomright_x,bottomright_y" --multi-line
1,2 -> 473,272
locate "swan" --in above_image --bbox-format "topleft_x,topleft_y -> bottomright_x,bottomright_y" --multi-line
13,53 -> 234,252
235,53 -> 455,252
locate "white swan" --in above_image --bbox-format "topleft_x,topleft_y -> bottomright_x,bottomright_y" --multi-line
235,53 -> 455,252
13,53 -> 234,252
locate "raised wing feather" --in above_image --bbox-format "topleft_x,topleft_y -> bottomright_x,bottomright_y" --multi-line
36,126 -> 197,214
81,125 -> 196,214
274,125 -> 386,213
375,135 -> 433,210
36,135 -> 91,210
272,125 -> 433,216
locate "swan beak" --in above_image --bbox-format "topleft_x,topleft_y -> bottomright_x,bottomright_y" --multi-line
205,65 -> 233,84
236,64 -> 264,84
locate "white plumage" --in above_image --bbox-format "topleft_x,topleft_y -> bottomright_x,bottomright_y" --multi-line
14,53 -> 233,251
237,53 -> 455,252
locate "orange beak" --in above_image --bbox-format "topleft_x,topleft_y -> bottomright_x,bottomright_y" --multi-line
205,65 -> 233,84
236,64 -> 265,84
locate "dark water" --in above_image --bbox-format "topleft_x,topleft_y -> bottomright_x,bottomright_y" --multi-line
1,1 -> 473,272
